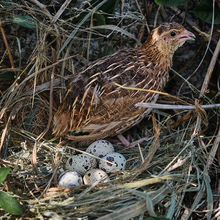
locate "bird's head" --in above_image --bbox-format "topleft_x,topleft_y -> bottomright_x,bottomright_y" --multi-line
149,22 -> 195,56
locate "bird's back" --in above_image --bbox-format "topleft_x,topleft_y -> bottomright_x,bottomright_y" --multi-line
53,47 -> 169,143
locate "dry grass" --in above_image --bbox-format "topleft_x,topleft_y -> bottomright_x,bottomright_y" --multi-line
0,0 -> 219,219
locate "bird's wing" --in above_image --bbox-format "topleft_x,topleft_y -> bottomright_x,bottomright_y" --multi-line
53,48 -> 162,137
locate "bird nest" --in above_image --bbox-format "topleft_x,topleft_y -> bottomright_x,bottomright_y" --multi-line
0,1 -> 219,219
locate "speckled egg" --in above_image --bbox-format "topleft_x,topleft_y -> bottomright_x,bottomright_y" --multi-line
86,140 -> 114,158
58,171 -> 83,187
66,154 -> 96,175
83,169 -> 109,185
99,152 -> 126,173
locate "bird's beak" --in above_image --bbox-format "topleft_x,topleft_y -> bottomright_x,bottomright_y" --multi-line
179,29 -> 195,41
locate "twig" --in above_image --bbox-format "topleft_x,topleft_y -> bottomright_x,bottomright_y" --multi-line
0,19 -> 16,76
193,0 -> 217,136
28,0 -> 52,20
136,102 -> 220,110
199,38 -> 220,98
135,0 -> 143,15
0,116 -> 11,155
190,10 -> 215,79
159,6 -> 167,20
154,5 -> 161,27
194,38 -> 220,136
87,12 -> 94,61
51,0 -> 72,24
207,125 -> 220,170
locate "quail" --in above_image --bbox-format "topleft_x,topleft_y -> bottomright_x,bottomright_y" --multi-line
53,22 -> 195,144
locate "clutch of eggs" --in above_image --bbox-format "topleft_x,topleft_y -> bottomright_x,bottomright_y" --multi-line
61,140 -> 126,187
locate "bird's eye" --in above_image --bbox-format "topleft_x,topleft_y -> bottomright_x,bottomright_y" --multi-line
170,31 -> 176,37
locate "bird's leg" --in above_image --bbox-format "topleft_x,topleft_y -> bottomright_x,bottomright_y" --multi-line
117,134 -> 149,147
117,134 -> 130,147
129,136 -> 149,147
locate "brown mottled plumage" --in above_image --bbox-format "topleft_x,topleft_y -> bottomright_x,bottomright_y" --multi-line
53,22 -> 195,143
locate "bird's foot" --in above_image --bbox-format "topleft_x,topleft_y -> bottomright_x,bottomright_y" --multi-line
111,134 -> 149,147
129,136 -> 149,147
117,134 -> 130,147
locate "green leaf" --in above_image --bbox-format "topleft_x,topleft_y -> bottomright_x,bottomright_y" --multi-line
13,15 -> 37,29
154,0 -> 189,7
0,167 -> 10,185
0,191 -> 23,216
94,13 -> 106,26
191,0 -> 220,24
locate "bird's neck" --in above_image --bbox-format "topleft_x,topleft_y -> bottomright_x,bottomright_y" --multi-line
140,39 -> 173,71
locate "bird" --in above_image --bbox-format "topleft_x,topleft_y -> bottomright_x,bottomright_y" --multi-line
53,22 -> 195,144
